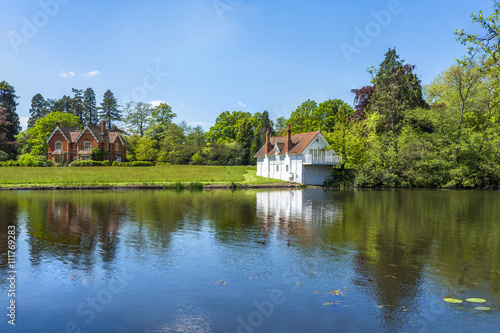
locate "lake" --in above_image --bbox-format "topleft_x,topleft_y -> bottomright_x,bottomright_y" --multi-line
0,189 -> 499,332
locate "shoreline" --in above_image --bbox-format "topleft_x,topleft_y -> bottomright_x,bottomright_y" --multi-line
0,182 -> 302,191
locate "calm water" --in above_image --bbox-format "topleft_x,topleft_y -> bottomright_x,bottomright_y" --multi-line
0,189 -> 499,332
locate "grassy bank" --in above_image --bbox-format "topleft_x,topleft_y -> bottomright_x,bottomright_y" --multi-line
0,165 -> 286,188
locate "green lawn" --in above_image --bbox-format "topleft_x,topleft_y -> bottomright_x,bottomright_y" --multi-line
0,165 -> 284,187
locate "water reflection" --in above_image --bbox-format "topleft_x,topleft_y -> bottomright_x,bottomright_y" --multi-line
0,189 -> 499,332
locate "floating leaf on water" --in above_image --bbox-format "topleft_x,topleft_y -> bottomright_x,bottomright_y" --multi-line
389,264 -> 397,267
268,289 -> 276,293
327,289 -> 344,296
313,291 -> 321,295
248,276 -> 258,280
324,302 -> 334,306
309,271 -> 317,274
444,298 -> 463,303
474,306 -> 491,311
296,281 -> 303,285
466,298 -> 486,303
375,305 -> 384,308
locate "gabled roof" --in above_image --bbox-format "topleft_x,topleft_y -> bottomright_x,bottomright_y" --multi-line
74,125 -> 103,143
254,131 -> 320,157
46,126 -> 72,144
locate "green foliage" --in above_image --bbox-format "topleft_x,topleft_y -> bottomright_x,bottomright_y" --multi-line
0,155 -> 53,167
206,111 -> 253,143
0,150 -> 9,161
26,111 -> 80,156
190,151 -> 205,165
70,160 -> 109,167
99,90 -> 121,128
91,147 -> 106,161
124,101 -> 152,137
28,93 -> 49,128
287,99 -> 354,134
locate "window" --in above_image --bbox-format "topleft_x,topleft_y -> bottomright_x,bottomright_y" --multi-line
84,141 -> 91,150
81,155 -> 91,161
286,165 -> 289,172
55,141 -> 62,150
73,144 -> 76,151
276,165 -> 279,172
54,155 -> 64,163
115,143 -> 119,151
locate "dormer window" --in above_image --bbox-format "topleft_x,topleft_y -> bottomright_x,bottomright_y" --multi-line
84,141 -> 91,150
55,141 -> 62,150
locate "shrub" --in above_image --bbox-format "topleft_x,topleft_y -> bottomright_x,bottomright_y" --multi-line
102,160 -> 111,166
121,161 -> 154,167
112,161 -> 122,166
70,160 -> 109,167
18,154 -> 36,166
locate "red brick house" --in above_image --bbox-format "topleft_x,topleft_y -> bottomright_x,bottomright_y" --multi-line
47,120 -> 127,164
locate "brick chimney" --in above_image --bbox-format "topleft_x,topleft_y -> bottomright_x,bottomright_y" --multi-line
55,121 -> 60,127
285,125 -> 292,153
73,122 -> 78,130
265,128 -> 271,155
100,119 -> 106,133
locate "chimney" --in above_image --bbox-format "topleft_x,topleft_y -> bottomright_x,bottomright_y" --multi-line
265,128 -> 271,155
55,121 -> 60,127
73,122 -> 78,130
100,119 -> 106,133
285,125 -> 292,153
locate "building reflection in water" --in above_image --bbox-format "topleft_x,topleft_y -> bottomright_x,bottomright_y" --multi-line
256,189 -> 341,245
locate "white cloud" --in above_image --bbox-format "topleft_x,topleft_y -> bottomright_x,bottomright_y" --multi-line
238,101 -> 247,108
59,70 -> 75,78
19,117 -> 28,130
82,70 -> 101,77
151,57 -> 164,63
188,121 -> 214,128
150,100 -> 167,107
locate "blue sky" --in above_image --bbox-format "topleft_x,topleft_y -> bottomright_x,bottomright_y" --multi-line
0,0 -> 493,130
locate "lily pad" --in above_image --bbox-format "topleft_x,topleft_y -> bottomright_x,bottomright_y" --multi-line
466,298 -> 486,303
444,298 -> 463,303
474,306 -> 491,311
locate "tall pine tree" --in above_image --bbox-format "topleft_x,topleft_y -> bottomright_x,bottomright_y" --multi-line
370,48 -> 426,153
99,90 -> 121,128
83,88 -> 98,125
71,88 -> 85,124
28,93 -> 49,128
0,81 -> 21,158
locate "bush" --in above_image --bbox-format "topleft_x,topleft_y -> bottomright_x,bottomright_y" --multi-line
70,160 -> 109,167
121,161 -> 154,167
112,161 -> 122,166
18,154 -> 36,166
102,160 -> 111,166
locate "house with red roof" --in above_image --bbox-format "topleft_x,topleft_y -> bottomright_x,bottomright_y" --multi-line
254,126 -> 342,185
47,120 -> 127,164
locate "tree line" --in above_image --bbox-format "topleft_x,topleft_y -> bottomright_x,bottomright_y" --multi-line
2,0 -> 500,187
